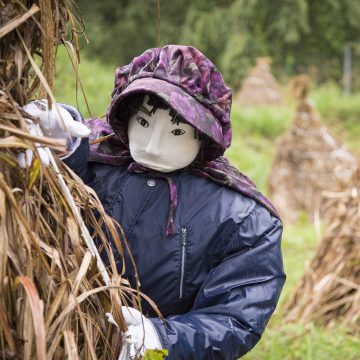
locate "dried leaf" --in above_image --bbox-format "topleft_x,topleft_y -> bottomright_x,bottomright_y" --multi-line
15,276 -> 47,360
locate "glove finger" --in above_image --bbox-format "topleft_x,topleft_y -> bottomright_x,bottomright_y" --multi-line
36,146 -> 50,167
106,312 -> 120,329
55,107 -> 77,132
19,150 -> 33,168
121,307 -> 143,326
24,102 -> 57,134
23,101 -> 48,120
68,121 -> 91,138
17,152 -> 27,168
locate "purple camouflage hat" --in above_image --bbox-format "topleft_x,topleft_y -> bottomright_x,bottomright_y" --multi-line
107,45 -> 232,161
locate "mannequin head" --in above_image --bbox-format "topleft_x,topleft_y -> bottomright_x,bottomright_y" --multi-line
127,94 -> 202,172
108,46 -> 232,163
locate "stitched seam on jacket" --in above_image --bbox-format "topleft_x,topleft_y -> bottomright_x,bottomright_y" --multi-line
225,202 -> 258,255
107,172 -> 130,213
127,186 -> 157,239
226,203 -> 281,254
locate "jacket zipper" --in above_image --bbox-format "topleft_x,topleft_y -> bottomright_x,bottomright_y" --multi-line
179,227 -> 187,299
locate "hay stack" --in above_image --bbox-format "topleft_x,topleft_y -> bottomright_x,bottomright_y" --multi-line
0,2 -> 145,359
284,169 -> 360,331
268,76 -> 357,223
236,57 -> 282,106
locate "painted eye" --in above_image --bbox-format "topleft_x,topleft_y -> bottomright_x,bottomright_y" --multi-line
136,116 -> 149,128
171,129 -> 185,136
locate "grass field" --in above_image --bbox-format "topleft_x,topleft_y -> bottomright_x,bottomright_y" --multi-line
55,47 -> 360,359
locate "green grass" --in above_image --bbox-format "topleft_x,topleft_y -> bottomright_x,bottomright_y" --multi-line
226,105 -> 292,194
245,322 -> 359,360
54,50 -> 360,359
55,46 -> 114,118
230,106 -> 293,140
310,83 -> 360,152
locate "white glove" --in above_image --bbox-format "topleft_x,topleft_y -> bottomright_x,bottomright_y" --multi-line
22,100 -> 90,139
17,122 -> 51,167
106,307 -> 162,360
18,100 -> 90,168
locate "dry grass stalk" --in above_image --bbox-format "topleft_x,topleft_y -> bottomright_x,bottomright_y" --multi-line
236,57 -> 282,106
0,0 -> 65,105
0,1 -> 154,358
268,75 -> 357,223
284,169 -> 360,332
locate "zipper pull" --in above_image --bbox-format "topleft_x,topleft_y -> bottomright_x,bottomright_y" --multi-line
181,227 -> 187,245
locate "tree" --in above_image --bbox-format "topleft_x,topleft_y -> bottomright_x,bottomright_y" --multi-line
75,0 -> 360,88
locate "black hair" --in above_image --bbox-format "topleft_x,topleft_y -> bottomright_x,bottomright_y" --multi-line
117,93 -> 201,140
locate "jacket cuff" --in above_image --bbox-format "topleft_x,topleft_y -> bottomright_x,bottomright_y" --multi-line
57,103 -> 85,160
61,137 -> 89,167
60,136 -> 81,160
149,318 -> 169,352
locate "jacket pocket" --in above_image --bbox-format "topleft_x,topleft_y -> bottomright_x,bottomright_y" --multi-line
179,227 -> 187,299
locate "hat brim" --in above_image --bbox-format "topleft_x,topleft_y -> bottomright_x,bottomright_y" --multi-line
108,77 -> 225,150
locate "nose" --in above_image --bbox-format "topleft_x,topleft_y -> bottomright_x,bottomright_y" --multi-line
145,130 -> 161,156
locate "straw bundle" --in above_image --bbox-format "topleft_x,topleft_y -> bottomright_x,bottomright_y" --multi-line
268,76 -> 357,223
236,57 -> 282,106
0,0 -> 63,104
0,1 -> 148,359
284,169 -> 360,331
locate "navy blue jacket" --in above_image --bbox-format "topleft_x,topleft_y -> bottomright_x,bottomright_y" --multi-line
64,138 -> 285,360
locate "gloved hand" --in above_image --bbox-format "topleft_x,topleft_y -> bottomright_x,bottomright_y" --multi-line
18,100 -> 90,168
22,100 -> 90,140
17,122 -> 51,167
106,306 -> 162,360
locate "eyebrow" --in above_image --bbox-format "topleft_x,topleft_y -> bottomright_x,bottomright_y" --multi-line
138,105 -> 152,116
170,114 -> 186,126
138,103 -> 187,125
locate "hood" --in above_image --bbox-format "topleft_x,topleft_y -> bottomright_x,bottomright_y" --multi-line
106,45 -> 232,162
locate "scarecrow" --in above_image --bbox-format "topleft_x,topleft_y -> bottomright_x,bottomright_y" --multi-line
21,45 -> 285,359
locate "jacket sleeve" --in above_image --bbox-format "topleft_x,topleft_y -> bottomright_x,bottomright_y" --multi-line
57,104 -> 94,184
150,203 -> 286,360
61,137 -> 93,183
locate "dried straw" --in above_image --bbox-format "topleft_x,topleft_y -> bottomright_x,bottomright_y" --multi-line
268,75 -> 357,223
284,168 -> 360,332
0,1 -> 156,359
236,57 -> 282,106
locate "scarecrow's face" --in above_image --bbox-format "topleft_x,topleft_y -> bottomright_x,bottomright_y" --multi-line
128,95 -> 201,172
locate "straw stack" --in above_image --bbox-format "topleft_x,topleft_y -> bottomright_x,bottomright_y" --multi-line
268,76 -> 357,223
284,169 -> 360,331
236,57 -> 282,106
0,2 -> 148,359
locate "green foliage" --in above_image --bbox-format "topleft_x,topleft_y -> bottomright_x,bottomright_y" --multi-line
220,32 -> 253,88
244,322 -> 359,360
310,83 -> 360,151
279,218 -> 320,301
75,0 -> 360,89
225,134 -> 274,194
180,7 -> 231,63
54,46 -> 114,118
231,106 -> 292,140
77,0 -> 192,67
226,104 -> 292,193
143,349 -> 169,360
